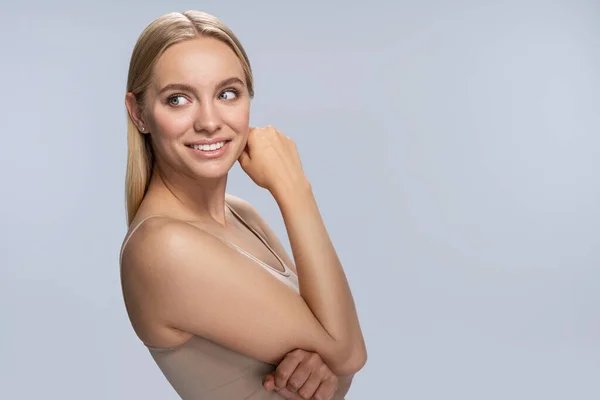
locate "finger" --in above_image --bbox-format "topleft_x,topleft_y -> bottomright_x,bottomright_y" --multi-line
263,374 -> 275,391
296,370 -> 323,399
312,376 -> 338,400
291,352 -> 327,391
285,358 -> 314,393
245,127 -> 258,151
275,387 -> 303,400
237,147 -> 250,166
274,351 -> 305,389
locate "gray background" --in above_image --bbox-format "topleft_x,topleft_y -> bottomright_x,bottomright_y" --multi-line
1,0 -> 599,399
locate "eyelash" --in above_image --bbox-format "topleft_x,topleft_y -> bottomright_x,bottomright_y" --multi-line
220,88 -> 240,99
166,88 -> 241,106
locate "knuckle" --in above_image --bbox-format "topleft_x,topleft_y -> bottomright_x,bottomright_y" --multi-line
276,370 -> 290,380
286,354 -> 302,364
312,390 -> 325,400
287,379 -> 301,390
318,364 -> 329,375
298,389 -> 312,399
309,352 -> 322,363
317,386 -> 335,400
291,348 -> 306,356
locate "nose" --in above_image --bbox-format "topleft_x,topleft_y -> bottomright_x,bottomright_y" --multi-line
193,101 -> 222,134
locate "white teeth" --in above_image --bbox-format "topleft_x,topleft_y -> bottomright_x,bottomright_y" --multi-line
191,141 -> 226,151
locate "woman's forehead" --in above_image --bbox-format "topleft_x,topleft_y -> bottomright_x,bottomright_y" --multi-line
152,37 -> 244,90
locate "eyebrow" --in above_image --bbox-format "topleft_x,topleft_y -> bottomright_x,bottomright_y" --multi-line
157,77 -> 245,95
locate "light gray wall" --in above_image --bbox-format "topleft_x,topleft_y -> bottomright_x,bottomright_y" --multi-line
1,0 -> 599,398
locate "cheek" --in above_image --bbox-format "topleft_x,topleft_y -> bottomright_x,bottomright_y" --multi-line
229,103 -> 250,132
224,106 -> 250,156
151,106 -> 194,139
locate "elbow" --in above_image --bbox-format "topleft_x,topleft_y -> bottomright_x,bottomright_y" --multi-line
346,345 -> 368,374
331,345 -> 368,376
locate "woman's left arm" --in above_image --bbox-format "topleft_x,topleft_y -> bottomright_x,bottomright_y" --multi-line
226,195 -> 360,399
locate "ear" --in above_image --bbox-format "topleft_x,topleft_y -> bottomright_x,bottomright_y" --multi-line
125,92 -> 149,134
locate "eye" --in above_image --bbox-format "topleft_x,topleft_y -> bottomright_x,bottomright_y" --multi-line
167,94 -> 190,106
219,89 -> 238,100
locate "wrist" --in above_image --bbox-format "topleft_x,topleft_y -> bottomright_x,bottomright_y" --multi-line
270,177 -> 313,207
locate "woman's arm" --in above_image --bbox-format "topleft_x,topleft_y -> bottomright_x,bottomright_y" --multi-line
272,183 -> 366,367
123,214 -> 364,376
228,190 -> 367,370
235,126 -> 367,370
227,196 -> 358,399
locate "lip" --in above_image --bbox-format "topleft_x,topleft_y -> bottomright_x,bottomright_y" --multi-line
185,138 -> 231,146
186,140 -> 231,159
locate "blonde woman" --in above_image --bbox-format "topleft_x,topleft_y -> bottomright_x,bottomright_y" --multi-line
120,10 -> 367,400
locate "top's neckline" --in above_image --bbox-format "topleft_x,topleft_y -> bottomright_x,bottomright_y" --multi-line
225,202 -> 291,277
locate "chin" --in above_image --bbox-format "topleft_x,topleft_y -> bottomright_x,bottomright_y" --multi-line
190,160 -> 235,181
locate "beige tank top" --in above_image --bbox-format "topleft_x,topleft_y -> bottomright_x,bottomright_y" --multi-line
120,204 -> 344,399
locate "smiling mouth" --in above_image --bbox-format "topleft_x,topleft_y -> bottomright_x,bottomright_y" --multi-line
185,140 -> 231,151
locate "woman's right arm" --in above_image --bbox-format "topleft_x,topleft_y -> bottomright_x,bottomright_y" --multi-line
124,191 -> 366,377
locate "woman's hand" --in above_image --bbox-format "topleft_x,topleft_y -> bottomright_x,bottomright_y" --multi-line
263,349 -> 339,400
238,126 -> 309,196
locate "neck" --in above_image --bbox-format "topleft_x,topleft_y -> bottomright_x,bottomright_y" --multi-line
148,165 -> 230,226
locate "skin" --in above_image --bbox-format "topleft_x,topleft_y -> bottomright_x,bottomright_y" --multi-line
263,349 -> 355,400
123,36 -> 366,399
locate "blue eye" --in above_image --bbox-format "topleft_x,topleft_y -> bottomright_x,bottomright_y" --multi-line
167,95 -> 189,106
219,89 -> 238,100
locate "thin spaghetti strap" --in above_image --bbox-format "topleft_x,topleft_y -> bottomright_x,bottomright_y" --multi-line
225,202 -> 291,276
119,214 -> 167,265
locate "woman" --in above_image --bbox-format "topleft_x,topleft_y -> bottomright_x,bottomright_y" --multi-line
120,10 -> 367,400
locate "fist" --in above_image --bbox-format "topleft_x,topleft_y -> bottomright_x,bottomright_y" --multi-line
263,349 -> 339,400
238,126 -> 307,194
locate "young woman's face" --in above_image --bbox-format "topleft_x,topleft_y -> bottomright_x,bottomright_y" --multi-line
142,36 -> 250,181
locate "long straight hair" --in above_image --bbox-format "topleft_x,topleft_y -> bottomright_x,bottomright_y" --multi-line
124,10 -> 254,224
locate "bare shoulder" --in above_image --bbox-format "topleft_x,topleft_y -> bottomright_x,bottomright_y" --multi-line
121,215 -> 223,277
120,216 -> 222,309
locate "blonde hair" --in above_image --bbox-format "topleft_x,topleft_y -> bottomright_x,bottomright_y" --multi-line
125,10 -> 254,224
